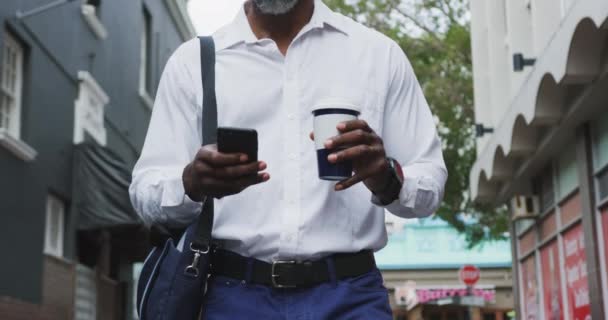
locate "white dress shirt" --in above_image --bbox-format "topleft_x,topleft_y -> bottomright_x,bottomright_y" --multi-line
129,1 -> 447,262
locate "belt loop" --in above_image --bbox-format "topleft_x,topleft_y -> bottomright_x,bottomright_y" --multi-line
244,258 -> 254,285
325,256 -> 337,286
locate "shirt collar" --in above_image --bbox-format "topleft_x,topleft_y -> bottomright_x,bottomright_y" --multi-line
214,0 -> 349,51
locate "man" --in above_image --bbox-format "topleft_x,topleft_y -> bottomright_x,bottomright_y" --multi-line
130,0 -> 447,318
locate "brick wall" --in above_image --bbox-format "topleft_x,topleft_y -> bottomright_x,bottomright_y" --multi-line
42,255 -> 75,320
0,296 -> 61,320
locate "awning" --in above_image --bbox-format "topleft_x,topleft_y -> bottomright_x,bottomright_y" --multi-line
469,1 -> 608,203
73,142 -> 141,230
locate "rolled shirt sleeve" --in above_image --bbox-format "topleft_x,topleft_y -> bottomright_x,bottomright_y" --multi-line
129,41 -> 203,227
376,42 -> 448,218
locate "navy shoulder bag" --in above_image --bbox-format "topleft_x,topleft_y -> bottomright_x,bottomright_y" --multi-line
136,36 -> 217,320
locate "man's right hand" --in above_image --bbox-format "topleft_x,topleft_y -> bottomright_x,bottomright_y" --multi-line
182,144 -> 270,201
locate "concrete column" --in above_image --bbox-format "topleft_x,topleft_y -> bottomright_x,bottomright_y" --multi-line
484,0 -> 511,128
470,0 -> 492,152
508,211 -> 523,320
471,307 -> 482,320
576,124 -> 605,319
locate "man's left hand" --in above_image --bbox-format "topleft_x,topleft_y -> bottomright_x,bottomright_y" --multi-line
311,120 -> 391,193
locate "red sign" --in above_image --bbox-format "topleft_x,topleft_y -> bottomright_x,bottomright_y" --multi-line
459,265 -> 480,286
563,224 -> 591,320
541,241 -> 563,320
521,256 -> 539,320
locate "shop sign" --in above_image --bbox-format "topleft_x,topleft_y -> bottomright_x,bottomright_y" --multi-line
563,224 -> 591,320
415,285 -> 496,304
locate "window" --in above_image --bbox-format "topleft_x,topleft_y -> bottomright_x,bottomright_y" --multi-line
74,71 -> 109,146
557,142 -> 578,199
534,165 -> 554,213
598,169 -> 608,201
483,314 -> 496,320
593,112 -> 608,171
139,7 -> 154,107
86,0 -> 101,9
0,30 -> 24,138
44,195 -> 65,257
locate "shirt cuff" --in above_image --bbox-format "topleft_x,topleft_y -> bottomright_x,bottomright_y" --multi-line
371,174 -> 418,209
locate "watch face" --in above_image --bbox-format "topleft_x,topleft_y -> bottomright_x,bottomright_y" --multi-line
390,158 -> 404,182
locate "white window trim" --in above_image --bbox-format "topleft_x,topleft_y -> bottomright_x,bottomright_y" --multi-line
81,4 -> 108,40
164,0 -> 196,41
0,31 -> 35,161
0,128 -> 37,161
44,195 -> 65,258
74,71 -> 109,146
139,10 -> 154,110
1,30 -> 24,139
139,89 -> 154,110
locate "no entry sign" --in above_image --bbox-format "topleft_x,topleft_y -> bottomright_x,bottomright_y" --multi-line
459,265 -> 481,287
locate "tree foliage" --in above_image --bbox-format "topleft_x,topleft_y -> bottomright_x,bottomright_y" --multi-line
323,0 -> 509,246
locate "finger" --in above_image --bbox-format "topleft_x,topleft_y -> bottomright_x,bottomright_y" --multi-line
199,173 -> 269,198
325,130 -> 378,149
337,120 -> 372,133
335,174 -> 364,191
232,172 -> 270,192
309,132 -> 315,141
196,147 -> 248,167
211,161 -> 267,179
335,167 -> 379,191
328,145 -> 383,163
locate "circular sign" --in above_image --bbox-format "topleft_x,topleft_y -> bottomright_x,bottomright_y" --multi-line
459,265 -> 480,286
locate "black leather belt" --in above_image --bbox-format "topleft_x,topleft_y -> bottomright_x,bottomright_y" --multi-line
211,249 -> 377,289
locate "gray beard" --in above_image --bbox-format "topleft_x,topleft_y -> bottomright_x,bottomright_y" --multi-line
252,0 -> 301,15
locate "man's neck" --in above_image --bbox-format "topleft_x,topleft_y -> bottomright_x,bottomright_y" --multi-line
244,0 -> 315,55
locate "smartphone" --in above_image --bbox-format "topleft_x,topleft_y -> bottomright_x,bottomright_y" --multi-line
217,127 -> 258,162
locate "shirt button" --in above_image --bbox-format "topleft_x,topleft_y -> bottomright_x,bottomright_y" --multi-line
287,113 -> 295,120
288,153 -> 296,160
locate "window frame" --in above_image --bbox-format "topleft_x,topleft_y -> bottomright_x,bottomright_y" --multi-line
556,142 -> 579,199
44,195 -> 66,257
592,114 -> 608,205
0,29 -> 24,139
139,6 -> 154,109
81,1 -> 107,40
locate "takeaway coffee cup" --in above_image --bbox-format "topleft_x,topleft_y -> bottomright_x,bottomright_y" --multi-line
312,102 -> 361,181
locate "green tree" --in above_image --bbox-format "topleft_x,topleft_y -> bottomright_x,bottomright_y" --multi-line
323,0 -> 509,246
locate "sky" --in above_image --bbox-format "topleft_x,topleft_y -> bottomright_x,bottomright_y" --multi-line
188,0 -> 246,35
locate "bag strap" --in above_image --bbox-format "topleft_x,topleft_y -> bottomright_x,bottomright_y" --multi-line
190,36 -> 217,252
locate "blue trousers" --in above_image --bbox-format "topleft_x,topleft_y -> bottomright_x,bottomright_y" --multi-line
202,268 -> 393,319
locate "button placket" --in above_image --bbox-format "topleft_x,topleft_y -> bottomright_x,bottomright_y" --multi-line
279,58 -> 301,257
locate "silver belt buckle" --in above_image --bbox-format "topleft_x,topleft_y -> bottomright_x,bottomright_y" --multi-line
271,260 -> 297,288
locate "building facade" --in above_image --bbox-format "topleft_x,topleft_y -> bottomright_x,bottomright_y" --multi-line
378,217 -> 515,320
0,0 -> 194,319
469,0 -> 608,319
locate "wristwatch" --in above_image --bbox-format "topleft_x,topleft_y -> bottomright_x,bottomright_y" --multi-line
372,157 -> 404,206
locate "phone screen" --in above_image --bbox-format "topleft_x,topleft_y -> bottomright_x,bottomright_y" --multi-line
217,127 -> 258,162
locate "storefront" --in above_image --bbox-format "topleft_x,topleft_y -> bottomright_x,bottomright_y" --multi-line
469,0 -> 608,318
377,218 -> 515,320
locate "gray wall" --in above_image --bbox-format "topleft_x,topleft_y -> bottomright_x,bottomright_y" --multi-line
0,0 -> 188,303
